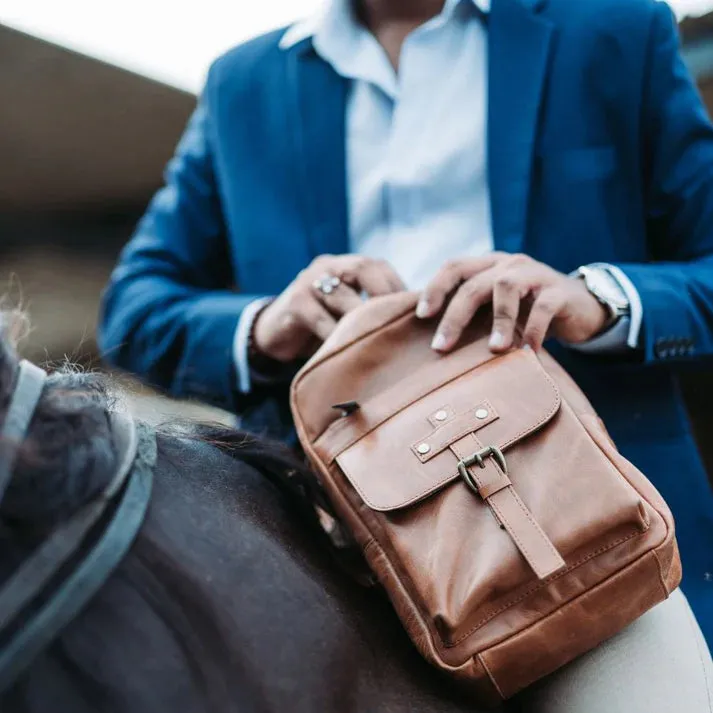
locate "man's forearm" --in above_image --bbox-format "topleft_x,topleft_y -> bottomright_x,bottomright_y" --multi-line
100,273 -> 268,413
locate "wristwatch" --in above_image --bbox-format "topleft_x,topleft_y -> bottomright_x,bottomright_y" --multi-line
574,265 -> 630,328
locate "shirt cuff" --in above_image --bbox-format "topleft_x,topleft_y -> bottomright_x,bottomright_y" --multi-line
601,263 -> 643,349
567,263 -> 643,353
569,315 -> 632,353
233,297 -> 273,394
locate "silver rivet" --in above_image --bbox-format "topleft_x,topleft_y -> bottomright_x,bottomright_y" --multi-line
434,410 -> 448,422
417,443 -> 431,455
475,408 -> 489,420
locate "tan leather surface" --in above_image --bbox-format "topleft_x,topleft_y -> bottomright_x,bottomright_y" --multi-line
478,550 -> 667,700
334,349 -> 560,511
291,293 -> 681,705
412,400 -> 499,464
450,433 -> 566,580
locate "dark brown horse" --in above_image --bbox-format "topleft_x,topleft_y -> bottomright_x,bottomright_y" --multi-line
0,315 -> 495,713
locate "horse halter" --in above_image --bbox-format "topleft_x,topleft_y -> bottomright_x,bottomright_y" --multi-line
0,360 -> 154,694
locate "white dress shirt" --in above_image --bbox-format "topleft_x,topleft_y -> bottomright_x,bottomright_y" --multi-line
234,0 -> 642,394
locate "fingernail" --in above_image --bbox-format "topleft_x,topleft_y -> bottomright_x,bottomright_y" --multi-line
489,331 -> 505,349
522,343 -> 532,351
431,332 -> 448,351
416,299 -> 430,319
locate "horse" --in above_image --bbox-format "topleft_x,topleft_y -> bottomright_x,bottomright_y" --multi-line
0,313 -> 710,713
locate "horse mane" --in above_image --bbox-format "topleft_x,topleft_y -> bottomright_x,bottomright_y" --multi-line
0,311 -> 323,712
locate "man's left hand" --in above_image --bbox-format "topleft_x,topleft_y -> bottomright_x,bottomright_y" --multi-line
416,253 -> 610,353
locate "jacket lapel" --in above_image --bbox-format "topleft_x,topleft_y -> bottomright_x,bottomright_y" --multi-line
287,42 -> 350,259
488,0 -> 554,253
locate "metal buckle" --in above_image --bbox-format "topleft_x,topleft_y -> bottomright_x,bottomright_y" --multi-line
457,445 -> 508,496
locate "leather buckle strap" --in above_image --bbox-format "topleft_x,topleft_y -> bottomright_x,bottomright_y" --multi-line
458,445 -> 509,498
452,436 -> 566,580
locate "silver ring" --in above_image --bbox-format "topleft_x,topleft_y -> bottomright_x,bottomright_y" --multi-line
312,274 -> 341,296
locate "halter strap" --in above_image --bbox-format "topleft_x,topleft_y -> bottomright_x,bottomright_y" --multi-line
0,361 -> 48,504
0,410 -> 155,693
0,411 -> 139,631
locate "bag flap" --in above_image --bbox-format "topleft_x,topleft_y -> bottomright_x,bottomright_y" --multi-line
335,349 -> 561,512
291,293 -> 499,443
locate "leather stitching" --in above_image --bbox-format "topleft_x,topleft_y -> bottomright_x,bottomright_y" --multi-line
450,440 -> 552,572
508,489 -> 564,565
476,473 -> 512,499
477,653 -> 506,701
454,435 -> 564,576
346,465 -> 461,511
323,351 -> 503,458
652,548 -> 669,599
294,317 -> 668,664
498,351 -> 561,450
315,346 -> 557,460
489,498 -> 539,571
292,304 -> 421,442
295,303 -> 417,381
447,528 -> 643,647
338,355 -> 561,510
411,400 -> 497,462
303,419 -> 647,657
579,412 -> 656,542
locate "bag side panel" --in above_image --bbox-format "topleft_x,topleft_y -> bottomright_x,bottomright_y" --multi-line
479,551 -> 667,700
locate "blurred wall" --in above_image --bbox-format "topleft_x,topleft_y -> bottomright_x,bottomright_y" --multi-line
0,22 -> 195,363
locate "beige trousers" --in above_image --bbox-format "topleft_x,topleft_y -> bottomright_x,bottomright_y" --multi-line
514,589 -> 713,713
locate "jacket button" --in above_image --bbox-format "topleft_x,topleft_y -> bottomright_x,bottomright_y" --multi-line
655,336 -> 675,359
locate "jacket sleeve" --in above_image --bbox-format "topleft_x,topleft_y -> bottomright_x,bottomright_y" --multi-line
98,97 -> 268,413
612,1 -> 713,365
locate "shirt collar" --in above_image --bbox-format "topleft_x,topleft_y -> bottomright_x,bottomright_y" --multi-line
279,0 -> 490,51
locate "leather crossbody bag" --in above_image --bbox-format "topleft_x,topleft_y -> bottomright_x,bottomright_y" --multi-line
290,293 -> 681,706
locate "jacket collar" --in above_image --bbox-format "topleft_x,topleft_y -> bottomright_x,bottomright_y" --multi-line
282,0 -> 554,256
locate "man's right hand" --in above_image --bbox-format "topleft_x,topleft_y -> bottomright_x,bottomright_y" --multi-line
253,254 -> 405,363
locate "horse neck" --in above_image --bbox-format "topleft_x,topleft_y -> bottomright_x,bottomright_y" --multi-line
9,432 -> 480,713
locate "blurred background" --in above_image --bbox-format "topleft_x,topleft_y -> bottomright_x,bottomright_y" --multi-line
1,0 -> 713,453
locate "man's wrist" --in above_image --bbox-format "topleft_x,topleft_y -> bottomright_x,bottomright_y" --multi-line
566,264 -> 639,354
248,301 -> 283,374
234,297 -> 275,394
574,265 -> 631,330
246,300 -> 303,388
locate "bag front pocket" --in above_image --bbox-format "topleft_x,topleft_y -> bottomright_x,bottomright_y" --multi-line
334,350 -> 651,654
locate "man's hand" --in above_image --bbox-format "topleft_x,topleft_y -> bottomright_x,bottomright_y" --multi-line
254,254 -> 405,363
416,253 -> 610,352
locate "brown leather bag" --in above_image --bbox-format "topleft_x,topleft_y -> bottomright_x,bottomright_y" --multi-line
290,292 -> 681,706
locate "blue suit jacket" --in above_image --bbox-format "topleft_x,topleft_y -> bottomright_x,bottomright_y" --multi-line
100,0 -> 713,639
